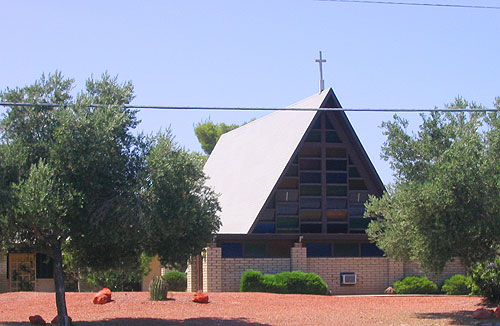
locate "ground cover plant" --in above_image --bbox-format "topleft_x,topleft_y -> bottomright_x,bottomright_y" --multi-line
163,270 -> 187,291
240,270 -> 328,295
441,274 -> 471,295
393,276 -> 438,294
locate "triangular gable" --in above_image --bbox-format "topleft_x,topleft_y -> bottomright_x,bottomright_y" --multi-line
248,89 -> 385,234
204,88 -> 384,234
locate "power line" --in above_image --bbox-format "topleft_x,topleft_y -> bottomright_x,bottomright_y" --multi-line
318,0 -> 500,10
0,102 -> 497,112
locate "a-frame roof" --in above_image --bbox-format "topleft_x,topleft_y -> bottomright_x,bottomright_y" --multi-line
203,88 -> 384,234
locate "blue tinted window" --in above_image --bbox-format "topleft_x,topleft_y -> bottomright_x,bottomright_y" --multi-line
253,223 -> 276,234
361,243 -> 384,257
306,243 -> 332,257
276,203 -> 298,216
300,198 -> 321,209
349,206 -> 365,217
327,223 -> 348,233
300,172 -> 321,183
300,223 -> 322,233
327,198 -> 347,209
326,173 -> 347,184
326,160 -> 347,171
221,243 -> 243,258
334,243 -> 359,257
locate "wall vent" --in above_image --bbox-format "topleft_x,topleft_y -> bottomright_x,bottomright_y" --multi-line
340,272 -> 356,285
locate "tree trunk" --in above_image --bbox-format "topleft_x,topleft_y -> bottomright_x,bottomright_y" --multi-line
52,241 -> 70,326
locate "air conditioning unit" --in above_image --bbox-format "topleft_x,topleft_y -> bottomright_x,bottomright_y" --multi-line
341,273 -> 357,285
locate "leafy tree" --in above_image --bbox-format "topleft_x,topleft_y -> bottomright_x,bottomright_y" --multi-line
365,98 -> 500,274
0,73 -> 220,326
140,132 -> 220,267
194,120 -> 241,154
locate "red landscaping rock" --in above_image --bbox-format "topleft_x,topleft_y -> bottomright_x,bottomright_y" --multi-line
29,315 -> 46,325
473,308 -> 494,319
93,288 -> 112,304
384,287 -> 396,294
193,291 -> 209,303
494,306 -> 500,319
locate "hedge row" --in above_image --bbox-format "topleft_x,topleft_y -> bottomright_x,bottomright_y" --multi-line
393,275 -> 472,295
240,270 -> 328,295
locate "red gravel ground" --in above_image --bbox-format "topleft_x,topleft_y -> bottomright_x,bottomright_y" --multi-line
0,292 -> 496,326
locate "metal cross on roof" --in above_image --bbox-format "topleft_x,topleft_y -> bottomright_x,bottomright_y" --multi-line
315,51 -> 326,93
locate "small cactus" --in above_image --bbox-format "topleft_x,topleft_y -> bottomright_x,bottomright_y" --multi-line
149,276 -> 168,301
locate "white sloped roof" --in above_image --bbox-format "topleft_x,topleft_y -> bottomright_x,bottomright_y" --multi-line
204,89 -> 332,234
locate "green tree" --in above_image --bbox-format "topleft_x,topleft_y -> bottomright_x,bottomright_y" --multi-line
140,132 -> 220,267
194,120 -> 241,154
0,73 -> 220,326
365,98 -> 500,273
0,72 -> 143,326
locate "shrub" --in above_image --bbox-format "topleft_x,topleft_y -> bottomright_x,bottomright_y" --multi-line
241,270 -> 267,292
85,253 -> 152,291
393,276 -> 438,294
469,257 -> 500,302
240,270 -> 328,295
441,274 -> 471,295
163,271 -> 187,291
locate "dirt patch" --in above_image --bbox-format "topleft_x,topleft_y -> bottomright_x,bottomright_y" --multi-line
0,292 -> 493,325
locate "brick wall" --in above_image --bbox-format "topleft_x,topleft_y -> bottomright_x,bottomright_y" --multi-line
0,255 -> 8,292
203,246 -> 222,292
403,259 -> 466,286
186,257 -> 197,292
290,243 -> 307,272
191,246 -> 466,294
308,257 -> 390,294
221,258 -> 291,292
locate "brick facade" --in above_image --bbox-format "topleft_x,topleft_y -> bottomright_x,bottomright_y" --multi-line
187,245 -> 466,294
0,255 -> 8,293
202,245 -> 222,292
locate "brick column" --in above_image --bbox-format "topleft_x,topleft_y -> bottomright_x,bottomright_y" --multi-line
186,256 -> 199,293
291,243 -> 307,272
0,255 -> 8,292
387,258 -> 404,287
203,245 -> 222,292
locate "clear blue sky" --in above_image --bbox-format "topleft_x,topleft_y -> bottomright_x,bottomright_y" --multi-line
1,0 -> 499,185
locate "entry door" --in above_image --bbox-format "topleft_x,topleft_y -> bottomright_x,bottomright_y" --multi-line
9,253 -> 36,291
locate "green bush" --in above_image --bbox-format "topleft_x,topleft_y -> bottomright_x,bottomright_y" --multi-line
240,270 -> 328,295
85,253 -> 152,291
393,276 -> 438,294
469,257 -> 500,302
441,274 -> 471,295
162,270 -> 187,291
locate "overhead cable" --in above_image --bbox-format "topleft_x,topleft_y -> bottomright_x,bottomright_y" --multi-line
0,102 -> 497,112
318,0 -> 500,10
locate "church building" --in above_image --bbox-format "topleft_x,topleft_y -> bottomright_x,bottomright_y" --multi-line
186,56 -> 465,293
